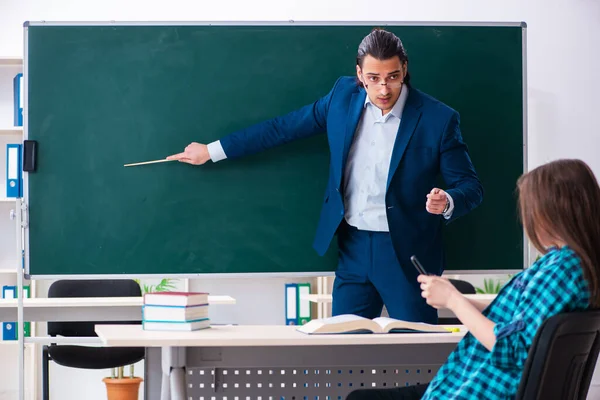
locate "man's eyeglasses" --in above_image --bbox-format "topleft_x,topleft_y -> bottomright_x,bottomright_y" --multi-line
361,73 -> 403,88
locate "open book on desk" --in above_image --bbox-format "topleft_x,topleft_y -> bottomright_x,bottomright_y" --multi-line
297,314 -> 457,334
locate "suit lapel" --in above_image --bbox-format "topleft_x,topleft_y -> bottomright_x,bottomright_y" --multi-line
338,89 -> 366,186
386,89 -> 423,191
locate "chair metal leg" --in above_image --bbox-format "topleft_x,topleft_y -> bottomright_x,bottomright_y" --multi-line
42,345 -> 49,400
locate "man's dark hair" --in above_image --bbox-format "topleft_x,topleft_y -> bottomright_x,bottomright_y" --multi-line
356,28 -> 411,87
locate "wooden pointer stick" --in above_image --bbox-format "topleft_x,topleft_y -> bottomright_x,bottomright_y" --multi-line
123,158 -> 175,167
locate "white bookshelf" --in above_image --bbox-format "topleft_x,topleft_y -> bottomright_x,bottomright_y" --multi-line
0,54 -> 34,400
0,57 -> 23,66
0,255 -> 20,274
0,268 -> 18,274
0,127 -> 22,135
0,341 -> 34,347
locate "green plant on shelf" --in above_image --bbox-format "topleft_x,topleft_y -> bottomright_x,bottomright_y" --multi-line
475,275 -> 513,294
134,278 -> 177,294
475,278 -> 502,294
476,253 -> 542,294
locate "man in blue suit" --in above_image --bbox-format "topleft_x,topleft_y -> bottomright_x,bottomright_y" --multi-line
168,28 -> 483,323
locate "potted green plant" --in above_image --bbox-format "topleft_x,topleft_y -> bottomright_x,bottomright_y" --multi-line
103,278 -> 177,399
102,365 -> 143,400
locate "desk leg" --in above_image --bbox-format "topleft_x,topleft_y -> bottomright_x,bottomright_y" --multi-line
145,348 -> 161,400
160,373 -> 170,400
161,347 -> 186,400
170,368 -> 186,399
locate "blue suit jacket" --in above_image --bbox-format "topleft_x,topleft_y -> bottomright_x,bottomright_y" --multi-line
220,77 -> 483,274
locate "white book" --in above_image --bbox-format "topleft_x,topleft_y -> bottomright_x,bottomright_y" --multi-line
297,314 -> 454,335
142,318 -> 211,332
143,304 -> 209,322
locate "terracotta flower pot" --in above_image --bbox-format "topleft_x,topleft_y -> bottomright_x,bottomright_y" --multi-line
103,377 -> 143,400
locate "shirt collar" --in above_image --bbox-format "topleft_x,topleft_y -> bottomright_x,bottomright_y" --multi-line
364,85 -> 409,120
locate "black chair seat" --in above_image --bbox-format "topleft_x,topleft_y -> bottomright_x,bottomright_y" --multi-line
48,345 -> 144,370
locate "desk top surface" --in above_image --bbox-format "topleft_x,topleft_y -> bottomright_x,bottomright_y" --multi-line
95,324 -> 466,347
0,295 -> 235,307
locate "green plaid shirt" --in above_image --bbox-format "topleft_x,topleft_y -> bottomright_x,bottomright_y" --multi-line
423,246 -> 591,399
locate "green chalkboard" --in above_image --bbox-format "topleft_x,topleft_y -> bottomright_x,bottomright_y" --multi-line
25,22 -> 525,277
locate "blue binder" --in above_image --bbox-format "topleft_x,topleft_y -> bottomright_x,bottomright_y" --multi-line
2,323 -> 16,341
13,73 -> 23,126
2,286 -> 17,340
6,144 -> 22,198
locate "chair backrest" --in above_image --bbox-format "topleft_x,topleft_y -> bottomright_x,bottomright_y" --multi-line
47,279 -> 141,337
448,279 -> 476,295
438,279 -> 476,325
515,309 -> 600,400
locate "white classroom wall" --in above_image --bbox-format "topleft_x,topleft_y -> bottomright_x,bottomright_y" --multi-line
0,0 -> 599,399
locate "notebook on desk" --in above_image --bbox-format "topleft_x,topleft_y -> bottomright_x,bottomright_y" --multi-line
297,314 -> 456,335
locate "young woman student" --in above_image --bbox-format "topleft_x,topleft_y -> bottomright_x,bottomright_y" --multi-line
347,158 -> 600,400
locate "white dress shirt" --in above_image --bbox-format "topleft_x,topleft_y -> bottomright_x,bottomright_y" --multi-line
343,85 -> 407,231
206,85 -> 454,232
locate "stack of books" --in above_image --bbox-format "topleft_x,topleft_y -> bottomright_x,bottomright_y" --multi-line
142,292 -> 211,331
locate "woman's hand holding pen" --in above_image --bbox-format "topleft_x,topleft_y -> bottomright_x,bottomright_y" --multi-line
417,275 -> 462,310
418,271 -> 497,350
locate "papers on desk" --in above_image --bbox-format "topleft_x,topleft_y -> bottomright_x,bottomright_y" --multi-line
142,291 -> 211,332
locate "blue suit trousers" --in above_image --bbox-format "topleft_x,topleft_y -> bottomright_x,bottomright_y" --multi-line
332,222 -> 437,324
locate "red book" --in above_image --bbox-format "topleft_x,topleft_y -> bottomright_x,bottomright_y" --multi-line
143,292 -> 209,307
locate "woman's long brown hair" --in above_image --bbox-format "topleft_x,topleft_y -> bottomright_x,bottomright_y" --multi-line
517,159 -> 600,307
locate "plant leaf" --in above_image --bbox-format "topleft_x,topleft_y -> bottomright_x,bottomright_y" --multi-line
484,279 -> 491,293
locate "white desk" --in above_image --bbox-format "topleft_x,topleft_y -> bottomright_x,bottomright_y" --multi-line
0,296 -> 236,322
96,324 -> 465,400
96,324 -> 465,347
